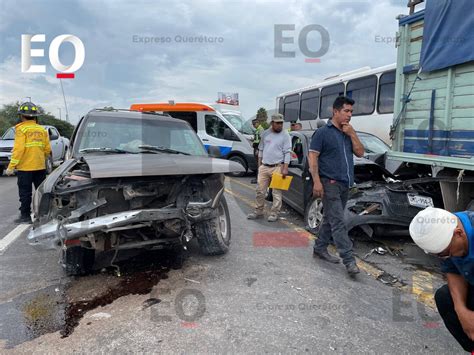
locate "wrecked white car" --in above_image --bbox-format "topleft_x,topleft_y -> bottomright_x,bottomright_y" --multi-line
28,109 -> 243,275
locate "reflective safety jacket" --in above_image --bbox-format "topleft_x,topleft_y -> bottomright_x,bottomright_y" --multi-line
7,120 -> 52,171
253,125 -> 265,144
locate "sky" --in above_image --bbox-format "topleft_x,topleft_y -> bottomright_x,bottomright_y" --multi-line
0,0 -> 413,125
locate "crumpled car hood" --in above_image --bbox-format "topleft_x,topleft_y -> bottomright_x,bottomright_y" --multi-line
82,154 -> 244,178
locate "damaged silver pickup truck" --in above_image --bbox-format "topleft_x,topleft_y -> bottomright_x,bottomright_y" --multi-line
27,109 -> 243,275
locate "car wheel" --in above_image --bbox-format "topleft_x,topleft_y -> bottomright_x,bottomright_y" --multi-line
194,196 -> 231,255
227,155 -> 248,177
46,155 -> 53,174
304,197 -> 323,234
63,246 -> 95,276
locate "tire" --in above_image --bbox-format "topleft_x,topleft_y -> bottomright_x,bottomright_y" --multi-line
46,155 -> 53,175
63,246 -> 95,276
194,196 -> 231,255
304,197 -> 323,234
227,155 -> 248,177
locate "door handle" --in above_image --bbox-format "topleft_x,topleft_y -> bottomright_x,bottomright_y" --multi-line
202,139 -> 209,142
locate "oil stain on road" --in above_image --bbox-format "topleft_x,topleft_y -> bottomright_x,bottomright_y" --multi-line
0,249 -> 183,348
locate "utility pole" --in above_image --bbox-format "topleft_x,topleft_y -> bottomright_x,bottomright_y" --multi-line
59,79 -> 70,123
58,107 -> 62,120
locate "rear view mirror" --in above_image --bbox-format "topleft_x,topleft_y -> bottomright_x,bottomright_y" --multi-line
289,152 -> 302,168
208,145 -> 221,158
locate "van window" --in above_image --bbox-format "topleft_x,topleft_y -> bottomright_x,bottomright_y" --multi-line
346,75 -> 377,115
300,89 -> 320,120
320,83 -> 345,119
205,114 -> 234,140
278,97 -> 284,115
284,94 -> 299,121
378,70 -> 395,114
165,111 -> 198,132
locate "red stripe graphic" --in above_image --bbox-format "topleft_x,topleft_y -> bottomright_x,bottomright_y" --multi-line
305,58 -> 321,63
56,73 -> 75,79
253,231 -> 309,248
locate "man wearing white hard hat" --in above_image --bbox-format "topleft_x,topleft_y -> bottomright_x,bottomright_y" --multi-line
409,207 -> 474,352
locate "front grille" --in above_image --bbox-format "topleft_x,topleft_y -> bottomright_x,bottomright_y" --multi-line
0,147 -> 12,153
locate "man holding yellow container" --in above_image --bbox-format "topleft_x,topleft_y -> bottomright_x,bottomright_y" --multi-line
247,114 -> 292,222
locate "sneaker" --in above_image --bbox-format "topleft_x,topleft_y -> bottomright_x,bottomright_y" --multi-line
250,178 -> 258,184
14,215 -> 31,224
346,262 -> 360,275
267,214 -> 278,222
247,212 -> 264,220
313,250 -> 340,263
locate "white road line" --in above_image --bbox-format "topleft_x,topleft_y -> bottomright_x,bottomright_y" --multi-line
0,224 -> 30,254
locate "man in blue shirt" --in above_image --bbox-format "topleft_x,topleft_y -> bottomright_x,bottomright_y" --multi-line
410,207 -> 474,352
308,96 -> 365,275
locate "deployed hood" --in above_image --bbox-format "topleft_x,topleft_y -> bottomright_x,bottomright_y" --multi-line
82,154 -> 244,178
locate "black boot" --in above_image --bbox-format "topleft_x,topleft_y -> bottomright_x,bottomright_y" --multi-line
346,262 -> 360,275
313,249 -> 340,263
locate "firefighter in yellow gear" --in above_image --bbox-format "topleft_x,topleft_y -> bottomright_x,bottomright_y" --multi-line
6,102 -> 51,223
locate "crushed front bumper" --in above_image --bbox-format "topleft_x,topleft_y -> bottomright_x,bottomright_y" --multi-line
27,203 -> 217,251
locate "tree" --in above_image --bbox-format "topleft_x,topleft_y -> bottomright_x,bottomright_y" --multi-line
255,107 -> 270,129
0,102 -> 75,138
256,107 -> 267,122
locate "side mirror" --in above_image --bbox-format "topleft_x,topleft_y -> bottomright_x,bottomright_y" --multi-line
223,128 -> 239,141
49,132 -> 59,140
289,152 -> 301,168
208,145 -> 221,158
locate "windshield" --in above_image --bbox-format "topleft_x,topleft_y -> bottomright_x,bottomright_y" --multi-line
359,133 -> 390,154
75,115 -> 208,157
2,128 -> 15,140
222,113 -> 254,135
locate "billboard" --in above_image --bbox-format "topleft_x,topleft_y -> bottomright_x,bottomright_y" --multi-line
217,92 -> 239,105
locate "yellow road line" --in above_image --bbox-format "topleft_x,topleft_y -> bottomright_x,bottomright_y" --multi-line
226,177 -> 436,309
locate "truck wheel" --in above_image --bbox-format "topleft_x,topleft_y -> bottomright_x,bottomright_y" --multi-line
194,196 -> 231,255
227,155 -> 247,177
304,197 -> 323,234
46,155 -> 53,174
63,246 -> 95,276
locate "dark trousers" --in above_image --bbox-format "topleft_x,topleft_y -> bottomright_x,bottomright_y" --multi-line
435,284 -> 474,352
17,170 -> 46,216
314,178 -> 355,266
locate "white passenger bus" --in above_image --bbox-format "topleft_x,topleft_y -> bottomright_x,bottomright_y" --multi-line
276,64 -> 396,143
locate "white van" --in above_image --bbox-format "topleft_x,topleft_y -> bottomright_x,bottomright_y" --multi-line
130,102 -> 256,177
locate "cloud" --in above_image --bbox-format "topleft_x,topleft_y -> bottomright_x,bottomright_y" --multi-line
0,0 -> 407,123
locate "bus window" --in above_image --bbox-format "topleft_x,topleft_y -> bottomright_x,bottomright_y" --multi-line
346,75 -> 377,115
320,83 -> 345,119
300,89 -> 320,120
378,70 -> 395,114
284,94 -> 299,121
278,97 -> 284,115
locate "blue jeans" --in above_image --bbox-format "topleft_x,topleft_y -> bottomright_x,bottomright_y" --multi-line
313,178 -> 355,266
